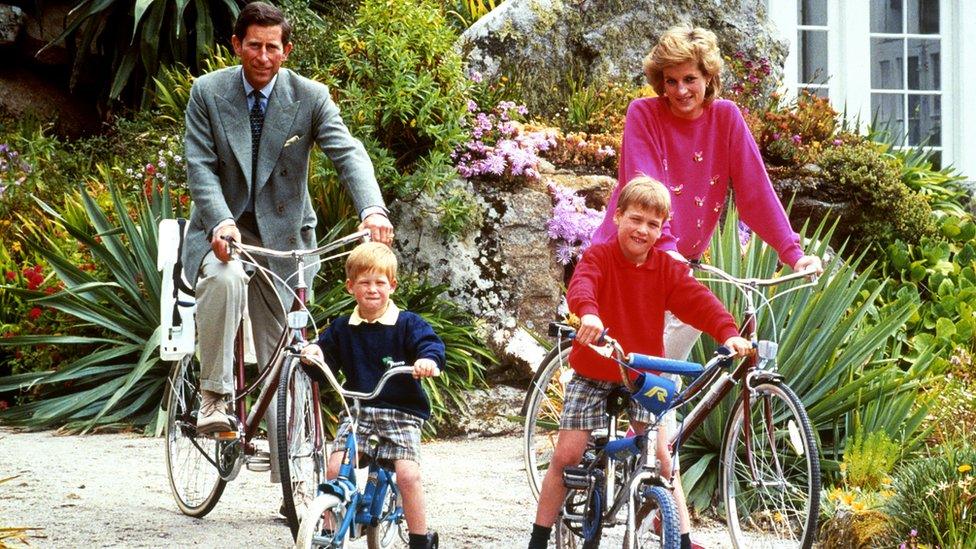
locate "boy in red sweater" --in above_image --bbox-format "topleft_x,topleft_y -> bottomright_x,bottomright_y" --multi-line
528,177 -> 752,549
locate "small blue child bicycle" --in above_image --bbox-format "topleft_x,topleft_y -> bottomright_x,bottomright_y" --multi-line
294,359 -> 418,549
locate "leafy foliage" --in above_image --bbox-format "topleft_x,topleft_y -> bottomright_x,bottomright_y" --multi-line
885,444 -> 976,548
330,0 -> 471,199
45,0 -> 240,107
679,210 -> 936,511
841,430 -> 900,491
818,139 -> 935,251
0,180 -> 174,432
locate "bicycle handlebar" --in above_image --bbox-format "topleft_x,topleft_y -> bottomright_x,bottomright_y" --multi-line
301,356 -> 440,403
689,260 -> 820,287
227,229 -> 371,260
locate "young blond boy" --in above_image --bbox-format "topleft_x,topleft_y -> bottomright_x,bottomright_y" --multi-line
528,177 -> 751,549
302,242 -> 443,549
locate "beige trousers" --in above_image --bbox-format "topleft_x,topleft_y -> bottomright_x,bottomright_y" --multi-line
194,227 -> 287,481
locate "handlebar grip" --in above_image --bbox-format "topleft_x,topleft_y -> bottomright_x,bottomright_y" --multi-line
627,353 -> 704,377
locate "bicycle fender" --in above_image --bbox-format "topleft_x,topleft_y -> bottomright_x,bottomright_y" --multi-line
748,370 -> 784,387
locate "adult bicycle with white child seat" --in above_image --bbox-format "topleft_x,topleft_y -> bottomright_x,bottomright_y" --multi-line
523,261 -> 823,548
161,226 -> 369,538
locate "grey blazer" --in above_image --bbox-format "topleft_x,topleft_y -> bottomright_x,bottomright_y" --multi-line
182,66 -> 384,297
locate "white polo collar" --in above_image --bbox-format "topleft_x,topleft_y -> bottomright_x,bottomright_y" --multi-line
349,301 -> 400,326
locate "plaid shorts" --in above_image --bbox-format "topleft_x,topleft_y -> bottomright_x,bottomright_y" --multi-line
559,373 -> 678,432
332,407 -> 424,464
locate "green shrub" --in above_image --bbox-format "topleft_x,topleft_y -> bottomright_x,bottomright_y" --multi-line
842,430 -> 900,491
329,0 -> 471,199
885,444 -> 976,547
818,139 -> 935,251
881,216 -> 976,355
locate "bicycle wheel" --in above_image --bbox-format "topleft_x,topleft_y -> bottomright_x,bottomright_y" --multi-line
277,356 -> 326,538
366,476 -> 404,549
522,340 -> 574,499
164,354 -> 227,517
295,494 -> 346,548
633,485 -> 680,549
720,380 -> 820,548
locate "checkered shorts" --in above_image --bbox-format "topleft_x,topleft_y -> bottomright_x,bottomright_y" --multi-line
559,373 -> 678,432
332,407 -> 424,464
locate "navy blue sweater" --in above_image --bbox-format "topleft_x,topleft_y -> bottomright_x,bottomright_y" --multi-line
316,311 -> 445,420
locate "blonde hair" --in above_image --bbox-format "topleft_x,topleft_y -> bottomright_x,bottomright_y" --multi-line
643,25 -> 724,103
345,242 -> 398,282
617,176 -> 671,218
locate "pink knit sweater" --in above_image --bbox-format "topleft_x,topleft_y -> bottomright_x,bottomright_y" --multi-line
592,97 -> 803,267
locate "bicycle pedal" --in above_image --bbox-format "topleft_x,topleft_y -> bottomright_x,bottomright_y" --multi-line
246,450 -> 272,472
562,466 -> 590,490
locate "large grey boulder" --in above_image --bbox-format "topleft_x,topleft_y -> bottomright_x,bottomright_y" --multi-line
392,177 -> 562,382
459,0 -> 786,112
0,4 -> 25,46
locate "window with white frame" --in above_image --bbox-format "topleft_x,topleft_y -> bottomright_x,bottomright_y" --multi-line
869,0 -> 943,164
766,0 -> 975,176
797,0 -> 830,97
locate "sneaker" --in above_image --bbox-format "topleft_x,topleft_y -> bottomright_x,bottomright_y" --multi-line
197,390 -> 233,434
408,531 -> 439,549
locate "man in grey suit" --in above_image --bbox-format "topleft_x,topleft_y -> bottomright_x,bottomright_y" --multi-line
183,1 -> 393,436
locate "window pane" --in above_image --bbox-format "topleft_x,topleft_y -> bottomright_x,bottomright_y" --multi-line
908,94 -> 941,146
872,93 -> 906,145
798,86 -> 830,99
907,39 -> 940,90
798,0 -> 827,26
871,0 -> 902,33
799,30 -> 829,84
908,0 -> 939,34
871,37 -> 903,89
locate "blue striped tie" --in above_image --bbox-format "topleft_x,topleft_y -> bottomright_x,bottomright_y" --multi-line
248,90 -> 264,212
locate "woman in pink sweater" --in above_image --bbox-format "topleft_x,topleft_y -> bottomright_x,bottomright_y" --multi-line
592,25 -> 822,363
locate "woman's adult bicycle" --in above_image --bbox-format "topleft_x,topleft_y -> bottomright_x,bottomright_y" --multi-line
294,358 -> 426,549
523,261 -> 822,548
162,228 -> 369,537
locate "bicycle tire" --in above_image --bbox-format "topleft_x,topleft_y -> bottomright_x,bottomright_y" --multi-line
366,475 -> 404,549
522,340 -> 574,499
720,380 -> 820,548
633,485 -> 680,549
295,494 -> 345,549
164,355 -> 227,517
277,357 -> 326,538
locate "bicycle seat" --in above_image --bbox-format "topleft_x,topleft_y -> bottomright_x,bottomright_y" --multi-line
627,353 -> 704,377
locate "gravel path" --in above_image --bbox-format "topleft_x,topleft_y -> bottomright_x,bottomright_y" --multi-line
0,428 -> 733,548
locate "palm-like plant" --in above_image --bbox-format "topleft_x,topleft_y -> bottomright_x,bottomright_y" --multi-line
42,0 -> 240,107
0,176 -> 176,432
679,211 -> 936,510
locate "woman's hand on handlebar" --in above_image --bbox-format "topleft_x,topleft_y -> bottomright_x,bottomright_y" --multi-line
359,213 -> 395,245
793,254 -> 823,277
723,336 -> 753,357
412,358 -> 440,379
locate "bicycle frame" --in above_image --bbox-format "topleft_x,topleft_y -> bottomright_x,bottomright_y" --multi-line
202,230 -> 370,457
302,362 -> 416,547
664,264 -> 817,481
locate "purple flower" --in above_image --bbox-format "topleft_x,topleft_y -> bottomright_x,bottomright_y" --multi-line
467,99 -> 478,112
772,133 -> 781,141
470,71 -> 483,84
910,529 -> 917,537
792,134 -> 802,144
832,139 -> 843,146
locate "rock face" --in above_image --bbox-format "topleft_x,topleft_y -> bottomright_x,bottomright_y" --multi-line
392,177 -> 563,382
459,0 -> 787,113
439,385 -> 525,437
0,4 -> 25,46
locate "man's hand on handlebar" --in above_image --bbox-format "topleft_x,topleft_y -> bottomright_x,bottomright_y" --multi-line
723,336 -> 753,357
300,343 -> 325,366
412,358 -> 440,379
359,213 -> 394,245
211,224 -> 241,263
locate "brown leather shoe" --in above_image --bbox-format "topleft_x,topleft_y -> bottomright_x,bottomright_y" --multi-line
196,390 -> 233,434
